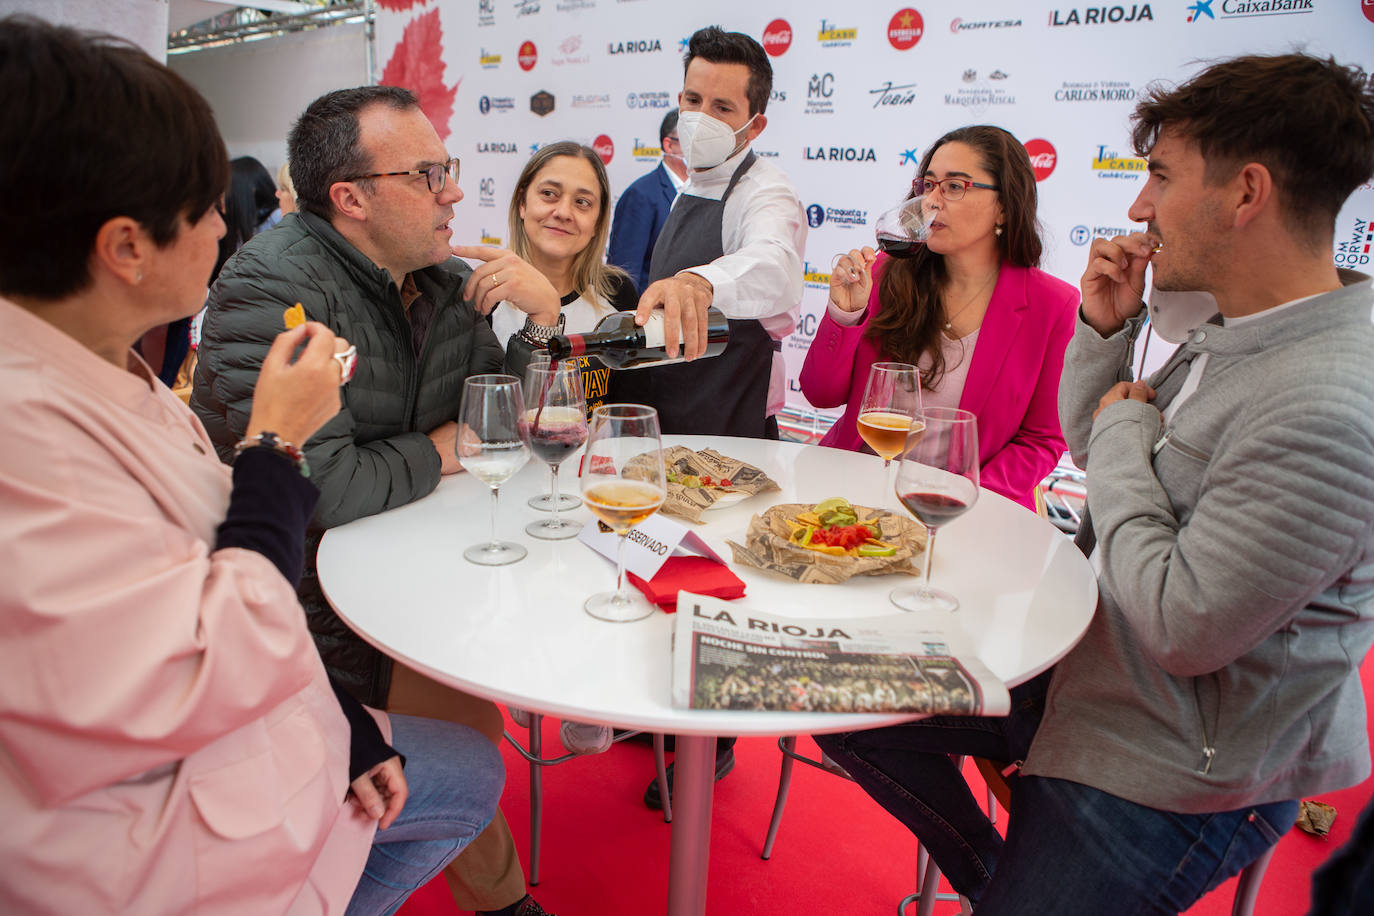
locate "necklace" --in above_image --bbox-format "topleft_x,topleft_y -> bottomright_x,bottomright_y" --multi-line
943,272 -> 998,332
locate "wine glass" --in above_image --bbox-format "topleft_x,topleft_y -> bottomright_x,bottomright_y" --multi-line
890,407 -> 980,612
523,358 -> 587,540
457,374 -> 531,566
858,362 -> 923,507
874,192 -> 932,258
525,352 -> 583,511
580,404 -> 665,622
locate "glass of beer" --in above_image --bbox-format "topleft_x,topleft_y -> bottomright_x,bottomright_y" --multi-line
858,362 -> 923,505
580,404 -> 665,622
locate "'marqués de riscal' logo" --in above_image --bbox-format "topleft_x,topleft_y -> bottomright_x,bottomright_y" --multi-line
608,38 -> 662,54
1091,144 -> 1147,179
1049,4 -> 1154,25
762,19 -> 793,56
818,18 -> 857,46
1334,215 -> 1371,267
804,146 -> 878,162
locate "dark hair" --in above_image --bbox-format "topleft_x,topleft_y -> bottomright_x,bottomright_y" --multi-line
659,109 -> 680,144
0,16 -> 228,300
1131,54 -> 1374,237
683,26 -> 772,117
212,156 -> 278,282
508,141 -> 628,305
868,126 -> 1043,391
287,85 -> 418,219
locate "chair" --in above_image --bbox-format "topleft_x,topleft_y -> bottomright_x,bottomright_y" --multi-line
761,737 -> 985,915
504,712 -> 670,885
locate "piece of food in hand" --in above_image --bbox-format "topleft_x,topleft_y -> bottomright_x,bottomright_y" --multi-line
787,497 -> 897,558
283,302 -> 306,330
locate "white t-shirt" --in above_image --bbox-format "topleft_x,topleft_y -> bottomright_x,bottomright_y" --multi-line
490,289 -> 615,348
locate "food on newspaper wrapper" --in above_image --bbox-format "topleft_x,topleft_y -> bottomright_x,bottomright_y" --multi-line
727,497 -> 926,583
660,446 -> 780,523
1296,800 -> 1337,837
283,302 -> 306,330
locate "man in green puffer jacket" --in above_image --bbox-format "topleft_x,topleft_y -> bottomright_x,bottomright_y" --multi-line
192,86 -> 553,916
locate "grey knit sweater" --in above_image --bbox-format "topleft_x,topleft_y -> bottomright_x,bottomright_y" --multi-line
1027,271 -> 1374,812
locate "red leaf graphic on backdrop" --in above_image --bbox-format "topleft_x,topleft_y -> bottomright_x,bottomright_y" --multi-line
376,0 -> 425,12
380,8 -> 458,140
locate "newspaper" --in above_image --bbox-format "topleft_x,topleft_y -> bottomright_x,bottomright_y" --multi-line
671,592 -> 1010,716
661,446 -> 780,523
727,503 -> 926,584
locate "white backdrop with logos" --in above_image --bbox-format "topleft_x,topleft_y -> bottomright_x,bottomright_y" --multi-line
374,0 -> 1374,421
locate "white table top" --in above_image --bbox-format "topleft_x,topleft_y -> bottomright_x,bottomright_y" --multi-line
318,436 -> 1097,736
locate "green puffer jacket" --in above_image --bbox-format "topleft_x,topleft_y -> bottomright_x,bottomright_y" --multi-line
192,211 -> 503,706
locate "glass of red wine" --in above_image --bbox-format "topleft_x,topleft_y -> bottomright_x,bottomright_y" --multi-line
523,358 -> 587,539
891,407 -> 980,612
526,351 -> 582,512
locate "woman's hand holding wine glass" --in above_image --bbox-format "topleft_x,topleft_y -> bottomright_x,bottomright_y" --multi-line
890,407 -> 980,613
580,404 -> 665,622
828,246 -> 877,313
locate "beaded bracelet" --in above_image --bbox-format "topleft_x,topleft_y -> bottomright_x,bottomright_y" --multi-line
233,431 -> 311,478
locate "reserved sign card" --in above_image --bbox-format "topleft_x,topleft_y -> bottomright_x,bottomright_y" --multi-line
577,512 -> 728,581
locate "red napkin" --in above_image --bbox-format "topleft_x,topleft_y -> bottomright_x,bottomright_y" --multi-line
626,556 -> 746,613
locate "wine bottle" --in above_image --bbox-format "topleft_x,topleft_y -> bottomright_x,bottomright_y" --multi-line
546,308 -> 730,369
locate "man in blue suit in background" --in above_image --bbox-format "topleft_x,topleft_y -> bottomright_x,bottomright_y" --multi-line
608,109 -> 686,293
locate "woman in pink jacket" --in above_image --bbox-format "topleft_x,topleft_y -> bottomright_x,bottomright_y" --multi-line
799,125 -> 1078,510
0,18 -> 501,915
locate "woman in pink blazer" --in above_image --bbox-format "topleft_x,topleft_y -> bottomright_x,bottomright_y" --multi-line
800,126 -> 1078,510
0,21 -> 500,915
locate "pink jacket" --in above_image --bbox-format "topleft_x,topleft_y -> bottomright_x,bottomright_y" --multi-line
0,297 -> 379,914
799,258 -> 1079,509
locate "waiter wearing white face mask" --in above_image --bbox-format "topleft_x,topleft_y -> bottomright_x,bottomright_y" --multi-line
614,25 -> 807,440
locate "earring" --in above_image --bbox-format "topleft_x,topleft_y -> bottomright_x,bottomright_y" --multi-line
136,271 -> 144,282
995,226 -> 1003,237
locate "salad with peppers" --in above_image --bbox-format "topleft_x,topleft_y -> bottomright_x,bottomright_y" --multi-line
786,497 -> 897,558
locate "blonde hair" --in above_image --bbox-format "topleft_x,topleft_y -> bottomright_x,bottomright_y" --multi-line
507,141 -> 629,305
277,161 -> 296,202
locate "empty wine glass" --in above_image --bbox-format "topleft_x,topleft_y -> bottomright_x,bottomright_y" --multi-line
858,362 -> 923,507
580,404 -> 665,622
457,374 -> 530,566
891,407 -> 980,612
524,358 -> 587,540
525,351 -> 583,511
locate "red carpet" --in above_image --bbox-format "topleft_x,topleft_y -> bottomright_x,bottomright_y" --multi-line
400,656 -> 1374,915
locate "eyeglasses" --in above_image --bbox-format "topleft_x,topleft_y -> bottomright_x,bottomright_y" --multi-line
915,177 -> 1000,201
348,157 -> 460,194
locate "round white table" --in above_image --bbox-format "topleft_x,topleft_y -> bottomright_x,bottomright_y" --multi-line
318,436 -> 1097,916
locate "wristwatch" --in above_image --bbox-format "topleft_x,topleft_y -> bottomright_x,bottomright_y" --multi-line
518,313 -> 566,347
234,431 -> 311,478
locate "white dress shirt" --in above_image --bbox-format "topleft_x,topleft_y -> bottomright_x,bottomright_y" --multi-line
675,144 -> 808,415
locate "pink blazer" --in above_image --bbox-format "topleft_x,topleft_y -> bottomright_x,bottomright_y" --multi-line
799,258 -> 1079,509
0,297 -> 379,915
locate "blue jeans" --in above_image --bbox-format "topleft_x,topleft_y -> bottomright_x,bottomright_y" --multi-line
814,673 -> 1298,912
346,713 -> 505,916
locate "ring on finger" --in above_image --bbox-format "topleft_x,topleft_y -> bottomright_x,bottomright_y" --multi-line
492,272 -> 503,287
333,345 -> 358,386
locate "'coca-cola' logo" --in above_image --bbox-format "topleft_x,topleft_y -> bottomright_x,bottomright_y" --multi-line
1024,138 -> 1057,181
1364,0 -> 1374,25
593,134 -> 614,165
518,40 -> 537,71
887,8 -> 924,50
762,19 -> 792,56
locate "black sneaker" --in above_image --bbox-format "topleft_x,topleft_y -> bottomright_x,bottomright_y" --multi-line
643,748 -> 736,810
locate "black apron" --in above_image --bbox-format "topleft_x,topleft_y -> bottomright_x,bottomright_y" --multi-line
611,151 -> 777,438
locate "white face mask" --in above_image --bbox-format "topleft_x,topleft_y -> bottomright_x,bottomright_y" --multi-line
676,110 -> 757,170
1146,286 -> 1219,344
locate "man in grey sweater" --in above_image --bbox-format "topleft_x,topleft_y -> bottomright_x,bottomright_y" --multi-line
815,53 -> 1374,912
